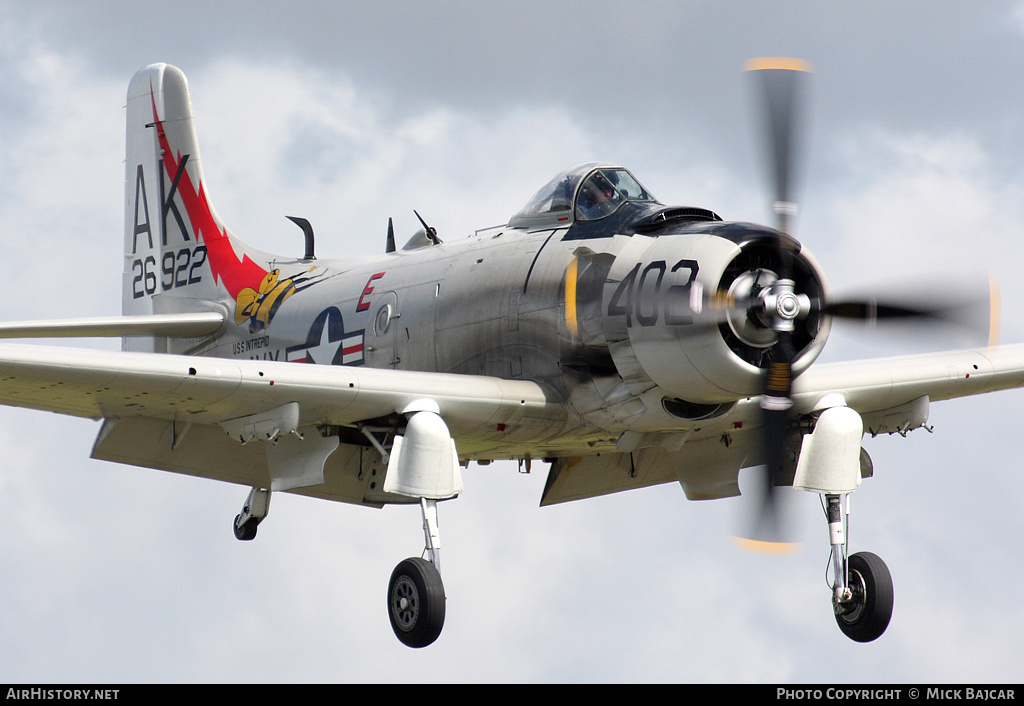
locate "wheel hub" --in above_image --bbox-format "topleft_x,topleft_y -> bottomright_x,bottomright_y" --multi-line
834,568 -> 867,620
391,576 -> 420,632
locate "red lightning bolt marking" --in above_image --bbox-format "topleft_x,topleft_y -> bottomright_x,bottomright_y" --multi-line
149,87 -> 268,300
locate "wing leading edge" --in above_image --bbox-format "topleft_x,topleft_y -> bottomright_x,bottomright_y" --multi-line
792,345 -> 1024,414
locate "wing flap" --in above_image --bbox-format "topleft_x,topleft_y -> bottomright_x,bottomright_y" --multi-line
540,433 -> 752,506
90,416 -> 383,505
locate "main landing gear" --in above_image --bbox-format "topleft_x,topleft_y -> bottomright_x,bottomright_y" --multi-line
229,475 -> 449,648
387,498 -> 446,648
228,409 -> 458,648
236,493 -> 452,647
376,408 -> 461,647
823,494 -> 893,642
792,402 -> 894,641
229,408 -> 458,648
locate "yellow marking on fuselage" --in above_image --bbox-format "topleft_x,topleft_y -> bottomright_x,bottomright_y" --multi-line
234,269 -> 296,328
565,256 -> 579,337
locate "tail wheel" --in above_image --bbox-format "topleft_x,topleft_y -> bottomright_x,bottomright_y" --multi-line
388,557 -> 446,648
835,551 -> 894,642
232,514 -> 258,541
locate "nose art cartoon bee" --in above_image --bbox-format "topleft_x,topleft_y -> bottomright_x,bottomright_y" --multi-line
234,268 -> 324,333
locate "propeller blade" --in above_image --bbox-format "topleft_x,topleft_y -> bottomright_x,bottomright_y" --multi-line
733,497 -> 801,554
823,275 -> 1000,347
733,59 -> 997,555
745,57 -> 811,236
732,59 -> 812,554
824,297 -> 986,323
692,276 -> 999,348
733,328 -> 801,553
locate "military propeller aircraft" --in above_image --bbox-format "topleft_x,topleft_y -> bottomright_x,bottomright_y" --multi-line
0,59 -> 1017,648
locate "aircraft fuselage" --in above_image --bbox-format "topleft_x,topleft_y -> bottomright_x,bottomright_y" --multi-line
195,213 -> 829,461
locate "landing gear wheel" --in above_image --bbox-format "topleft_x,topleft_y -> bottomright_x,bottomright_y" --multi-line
233,514 -> 258,541
835,551 -> 893,642
388,557 -> 446,648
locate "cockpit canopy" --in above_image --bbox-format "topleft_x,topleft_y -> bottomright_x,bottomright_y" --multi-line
509,163 -> 658,229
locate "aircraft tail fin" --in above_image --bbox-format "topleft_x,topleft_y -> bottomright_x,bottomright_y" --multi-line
123,64 -> 279,352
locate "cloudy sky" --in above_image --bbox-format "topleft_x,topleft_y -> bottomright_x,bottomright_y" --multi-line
2,0 -> 1023,684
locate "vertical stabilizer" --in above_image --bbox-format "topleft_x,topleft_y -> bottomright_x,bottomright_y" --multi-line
123,64 -> 273,352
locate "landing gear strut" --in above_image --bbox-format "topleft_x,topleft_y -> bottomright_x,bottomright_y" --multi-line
387,498 -> 446,648
824,493 -> 893,642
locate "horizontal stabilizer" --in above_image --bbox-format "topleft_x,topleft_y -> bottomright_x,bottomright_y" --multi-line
0,312 -> 224,339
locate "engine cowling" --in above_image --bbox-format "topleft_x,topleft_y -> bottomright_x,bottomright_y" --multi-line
594,225 -> 830,407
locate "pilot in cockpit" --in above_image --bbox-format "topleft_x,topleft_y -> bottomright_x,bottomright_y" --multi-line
575,171 -> 624,221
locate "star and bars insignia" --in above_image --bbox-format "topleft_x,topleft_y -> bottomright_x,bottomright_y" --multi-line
285,307 -> 365,366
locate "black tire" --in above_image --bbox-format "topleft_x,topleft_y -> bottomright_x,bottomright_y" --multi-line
835,551 -> 893,642
233,514 -> 258,541
387,557 -> 446,648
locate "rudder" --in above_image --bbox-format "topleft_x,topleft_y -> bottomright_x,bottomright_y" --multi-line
123,64 -> 273,352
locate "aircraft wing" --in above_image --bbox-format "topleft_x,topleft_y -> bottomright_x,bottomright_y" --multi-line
541,343 -> 1024,505
0,342 -> 561,504
791,343 -> 1024,416
4,340 -> 1024,507
0,341 -> 557,426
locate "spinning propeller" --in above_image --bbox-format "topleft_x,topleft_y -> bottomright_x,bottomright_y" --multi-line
731,58 -> 810,553
724,59 -> 998,553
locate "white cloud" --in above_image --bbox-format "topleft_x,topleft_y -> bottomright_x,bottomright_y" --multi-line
1007,0 -> 1024,37
826,129 -> 1015,265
